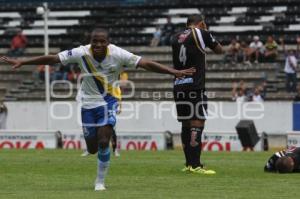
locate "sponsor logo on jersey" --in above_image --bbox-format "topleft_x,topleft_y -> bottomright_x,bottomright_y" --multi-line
174,77 -> 194,85
67,50 -> 72,56
83,127 -> 90,137
178,32 -> 190,43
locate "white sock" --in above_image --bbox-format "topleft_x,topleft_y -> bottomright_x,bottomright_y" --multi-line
96,160 -> 109,184
96,146 -> 110,184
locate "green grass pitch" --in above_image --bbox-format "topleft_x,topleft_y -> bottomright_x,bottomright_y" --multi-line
0,150 -> 298,199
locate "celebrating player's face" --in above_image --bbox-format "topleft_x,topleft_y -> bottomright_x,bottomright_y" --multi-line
90,32 -> 109,57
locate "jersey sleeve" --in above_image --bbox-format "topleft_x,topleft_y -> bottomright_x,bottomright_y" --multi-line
264,150 -> 286,172
58,46 -> 85,66
118,48 -> 142,69
201,30 -> 219,50
286,146 -> 300,155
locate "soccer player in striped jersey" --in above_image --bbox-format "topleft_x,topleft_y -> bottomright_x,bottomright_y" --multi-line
264,147 -> 300,173
0,28 -> 195,191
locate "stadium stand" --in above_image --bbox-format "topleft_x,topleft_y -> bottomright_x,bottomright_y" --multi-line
0,0 -> 299,101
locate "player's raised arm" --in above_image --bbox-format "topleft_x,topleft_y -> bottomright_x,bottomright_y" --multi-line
211,43 -> 223,54
200,29 -> 224,54
137,58 -> 196,78
0,55 -> 60,70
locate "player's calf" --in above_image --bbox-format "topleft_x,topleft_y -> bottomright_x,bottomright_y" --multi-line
95,125 -> 113,191
189,126 -> 203,169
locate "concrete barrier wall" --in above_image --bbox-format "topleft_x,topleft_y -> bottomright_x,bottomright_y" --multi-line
4,101 -> 293,134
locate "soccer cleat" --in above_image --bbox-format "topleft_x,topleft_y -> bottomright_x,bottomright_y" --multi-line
181,166 -> 191,172
114,150 -> 120,157
190,167 -> 216,175
81,151 -> 90,157
95,183 -> 106,191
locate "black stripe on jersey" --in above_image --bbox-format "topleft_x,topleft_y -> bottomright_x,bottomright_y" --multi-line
279,151 -> 286,157
191,28 -> 205,54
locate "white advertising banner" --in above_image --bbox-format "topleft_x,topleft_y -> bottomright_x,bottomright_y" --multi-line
117,132 -> 166,151
60,131 -> 166,151
0,130 -> 57,149
5,101 -> 293,135
287,132 -> 300,148
202,132 -> 262,151
62,131 -> 86,150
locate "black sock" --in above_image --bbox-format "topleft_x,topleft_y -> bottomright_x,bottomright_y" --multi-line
181,126 -> 192,167
111,129 -> 117,152
190,127 -> 204,168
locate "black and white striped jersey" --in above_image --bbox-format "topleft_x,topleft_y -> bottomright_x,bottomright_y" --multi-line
264,147 -> 300,172
171,28 -> 218,91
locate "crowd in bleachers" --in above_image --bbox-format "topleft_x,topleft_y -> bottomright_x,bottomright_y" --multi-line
228,36 -> 299,101
224,36 -> 300,66
224,35 -> 278,65
232,80 -> 267,102
34,63 -> 81,83
0,0 -> 300,101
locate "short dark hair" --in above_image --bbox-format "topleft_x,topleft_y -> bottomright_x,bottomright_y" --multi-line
187,14 -> 205,26
275,156 -> 294,173
91,28 -> 109,38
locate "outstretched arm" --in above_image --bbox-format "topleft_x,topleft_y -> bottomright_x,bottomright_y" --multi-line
0,55 -> 61,69
137,58 -> 195,78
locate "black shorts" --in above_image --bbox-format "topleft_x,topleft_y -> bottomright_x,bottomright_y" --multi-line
173,89 -> 208,121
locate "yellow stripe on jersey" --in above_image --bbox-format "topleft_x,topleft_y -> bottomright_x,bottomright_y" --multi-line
191,28 -> 205,54
84,55 -> 122,100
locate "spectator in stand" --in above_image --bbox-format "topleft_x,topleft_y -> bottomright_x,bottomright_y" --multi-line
263,36 -> 278,62
280,37 -> 299,93
67,64 -> 81,83
294,86 -> 300,102
258,81 -> 267,100
239,41 -> 251,64
0,102 -> 8,129
160,16 -> 175,46
224,39 -> 240,63
150,26 -> 162,47
7,29 -> 28,57
52,64 -> 69,81
248,36 -> 263,64
232,81 -> 247,102
251,86 -> 264,102
35,64 -> 55,82
119,71 -> 129,92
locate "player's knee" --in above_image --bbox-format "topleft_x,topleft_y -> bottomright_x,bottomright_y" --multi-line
85,138 -> 98,154
98,139 -> 109,149
87,146 -> 98,154
190,120 -> 205,127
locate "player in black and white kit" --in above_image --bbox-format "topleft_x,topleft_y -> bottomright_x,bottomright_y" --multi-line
264,147 -> 300,173
172,14 -> 223,174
